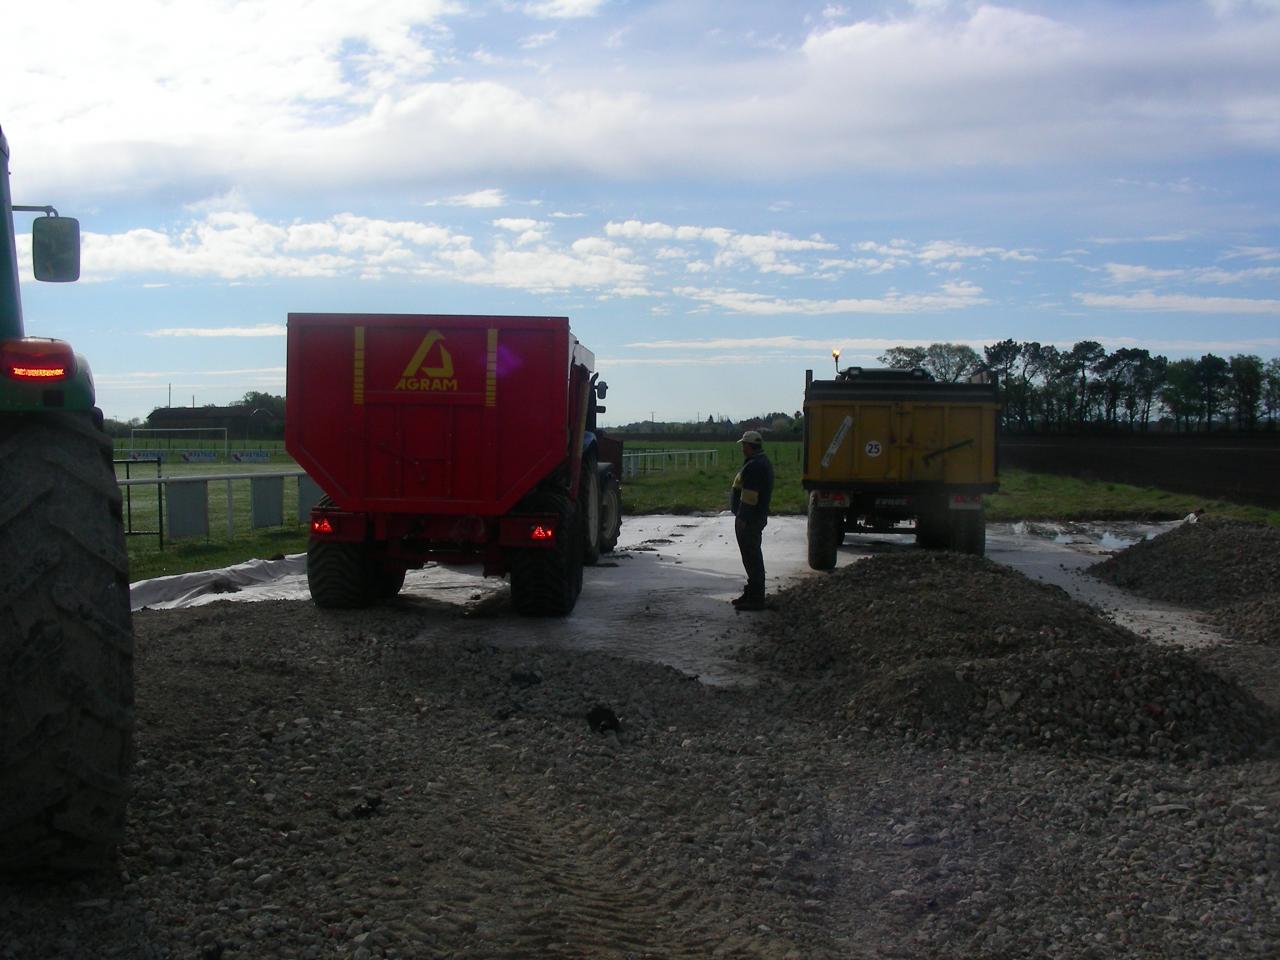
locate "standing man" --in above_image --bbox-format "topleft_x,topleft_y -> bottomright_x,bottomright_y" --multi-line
730,429 -> 774,611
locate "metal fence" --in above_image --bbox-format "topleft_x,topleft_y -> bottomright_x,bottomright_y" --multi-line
116,469 -> 325,546
620,448 -> 718,479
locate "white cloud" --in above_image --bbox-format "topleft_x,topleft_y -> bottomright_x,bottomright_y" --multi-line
147,325 -> 286,338
523,0 -> 605,18
673,282 -> 986,316
1077,291 -> 1280,314
625,335 -> 993,352
8,2 -> 1279,197
1102,263 -> 1185,284
431,189 -> 508,208
520,30 -> 558,48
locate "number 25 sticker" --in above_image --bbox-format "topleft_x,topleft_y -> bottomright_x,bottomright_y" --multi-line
865,441 -> 882,457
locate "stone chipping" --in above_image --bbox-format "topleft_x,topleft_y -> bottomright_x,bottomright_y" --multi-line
1089,518 -> 1280,645
750,552 -> 1274,762
1,537 -> 1278,960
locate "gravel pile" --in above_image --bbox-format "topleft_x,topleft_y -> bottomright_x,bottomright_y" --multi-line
2,552 -> 1278,959
748,552 -> 1274,762
1090,518 -> 1280,645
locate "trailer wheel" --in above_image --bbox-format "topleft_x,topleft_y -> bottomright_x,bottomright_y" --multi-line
509,491 -> 583,616
806,493 -> 841,571
914,501 -> 949,550
581,452 -> 602,566
599,472 -> 622,554
949,507 -> 987,557
368,564 -> 407,599
0,410 -> 133,874
307,539 -> 372,608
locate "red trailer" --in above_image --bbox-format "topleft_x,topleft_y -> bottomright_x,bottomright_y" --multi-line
285,313 -> 621,615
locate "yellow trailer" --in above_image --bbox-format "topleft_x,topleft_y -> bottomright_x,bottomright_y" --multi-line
802,366 -> 999,567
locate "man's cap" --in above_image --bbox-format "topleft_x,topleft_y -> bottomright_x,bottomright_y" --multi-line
738,430 -> 764,445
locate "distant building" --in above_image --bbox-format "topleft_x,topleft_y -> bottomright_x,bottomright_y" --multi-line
145,405 -> 257,435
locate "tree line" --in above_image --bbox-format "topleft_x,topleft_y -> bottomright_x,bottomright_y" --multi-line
879,342 -> 1280,434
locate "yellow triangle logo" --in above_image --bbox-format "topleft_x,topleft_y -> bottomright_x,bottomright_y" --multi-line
400,330 -> 454,379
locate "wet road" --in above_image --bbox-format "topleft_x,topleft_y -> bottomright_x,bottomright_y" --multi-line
131,514 -> 1224,687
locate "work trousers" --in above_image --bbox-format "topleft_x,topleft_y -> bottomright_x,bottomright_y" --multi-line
735,517 -> 766,598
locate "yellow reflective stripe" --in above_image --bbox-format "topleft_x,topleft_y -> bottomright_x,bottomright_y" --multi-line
485,328 -> 498,407
353,326 -> 365,405
740,489 -> 759,506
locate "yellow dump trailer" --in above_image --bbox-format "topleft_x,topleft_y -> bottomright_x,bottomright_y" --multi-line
802,367 -> 999,567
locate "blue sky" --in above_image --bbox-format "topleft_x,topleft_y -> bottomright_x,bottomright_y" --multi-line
5,0 -> 1279,426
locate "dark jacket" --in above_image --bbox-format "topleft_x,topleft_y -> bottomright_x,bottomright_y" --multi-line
731,450 -> 773,526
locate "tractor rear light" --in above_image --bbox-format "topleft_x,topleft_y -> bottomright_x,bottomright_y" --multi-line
2,338 -> 75,382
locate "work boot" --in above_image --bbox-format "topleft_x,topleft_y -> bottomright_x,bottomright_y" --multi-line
730,587 -> 752,606
735,593 -> 766,612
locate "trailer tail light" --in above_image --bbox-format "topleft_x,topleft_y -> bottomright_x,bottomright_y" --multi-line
498,516 -> 558,548
949,493 -> 983,511
311,516 -> 335,535
2,338 -> 75,382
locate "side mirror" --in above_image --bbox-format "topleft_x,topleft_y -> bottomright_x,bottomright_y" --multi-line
595,380 -> 608,400
32,216 -> 81,282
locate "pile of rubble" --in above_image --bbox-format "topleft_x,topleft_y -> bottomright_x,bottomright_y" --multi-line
1090,518 -> 1280,645
749,552 -> 1274,762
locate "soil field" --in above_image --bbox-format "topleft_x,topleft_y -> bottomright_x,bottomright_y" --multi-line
1001,434 -> 1280,509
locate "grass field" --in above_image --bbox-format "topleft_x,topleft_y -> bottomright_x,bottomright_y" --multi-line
120,440 -> 1279,584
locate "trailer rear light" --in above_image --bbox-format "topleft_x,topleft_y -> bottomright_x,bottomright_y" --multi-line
530,524 -> 554,541
311,516 -> 335,534
2,338 -> 75,382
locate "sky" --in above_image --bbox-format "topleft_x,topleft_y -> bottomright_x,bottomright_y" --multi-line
4,0 -> 1279,427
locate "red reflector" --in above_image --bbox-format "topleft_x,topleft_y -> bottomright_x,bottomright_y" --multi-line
530,524 -> 554,541
2,338 -> 75,382
312,517 -> 335,534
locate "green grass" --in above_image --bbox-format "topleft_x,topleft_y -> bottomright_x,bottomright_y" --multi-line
120,441 -> 1278,583
986,469 -> 1279,525
117,460 -> 312,582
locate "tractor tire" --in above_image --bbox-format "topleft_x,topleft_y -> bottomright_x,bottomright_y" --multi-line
806,493 -> 841,571
0,410 -> 134,875
509,490 -> 583,617
948,506 -> 987,557
582,452 -> 603,566
307,539 -> 372,608
599,473 -> 622,554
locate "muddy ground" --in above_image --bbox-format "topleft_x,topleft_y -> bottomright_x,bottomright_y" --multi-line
2,516 -> 1278,959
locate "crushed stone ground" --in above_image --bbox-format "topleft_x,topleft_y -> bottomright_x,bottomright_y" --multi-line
748,552 -> 1275,763
1089,518 -> 1280,645
2,539 -> 1279,959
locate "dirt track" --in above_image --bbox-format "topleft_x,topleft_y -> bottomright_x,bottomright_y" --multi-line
2,518 -> 1278,959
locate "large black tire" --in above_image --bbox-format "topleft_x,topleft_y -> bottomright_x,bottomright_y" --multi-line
0,410 -> 134,874
599,473 -> 622,554
307,539 -> 372,608
914,499 -> 949,550
509,490 -> 583,616
368,564 -> 407,600
581,452 -> 603,566
806,493 -> 841,571
948,506 -> 987,557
